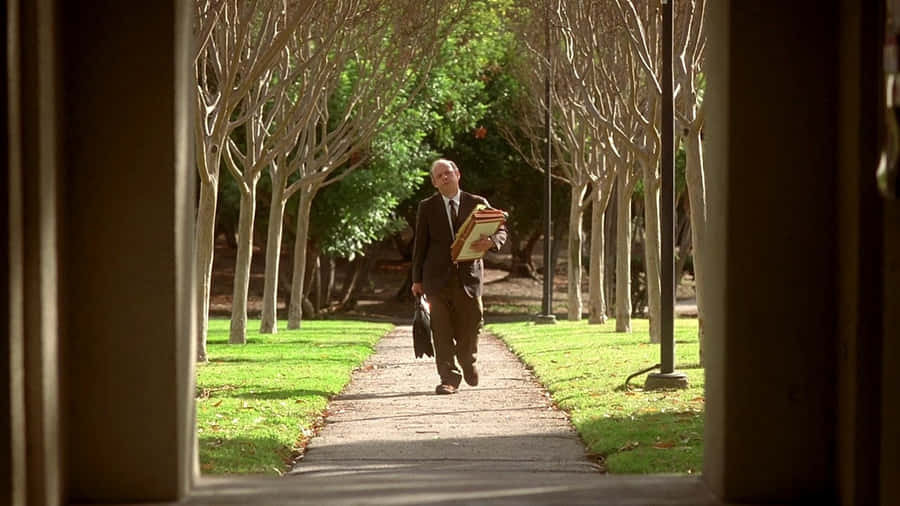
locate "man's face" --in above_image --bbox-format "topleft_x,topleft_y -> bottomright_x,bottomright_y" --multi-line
431,162 -> 460,196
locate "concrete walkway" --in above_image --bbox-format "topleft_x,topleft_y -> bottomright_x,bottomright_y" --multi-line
190,326 -> 719,505
289,325 -> 598,477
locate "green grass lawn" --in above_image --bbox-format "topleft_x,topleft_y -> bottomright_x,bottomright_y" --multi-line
486,318 -> 704,475
196,319 -> 393,475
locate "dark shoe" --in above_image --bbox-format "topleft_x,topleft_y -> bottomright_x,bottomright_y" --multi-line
462,365 -> 479,387
435,384 -> 458,395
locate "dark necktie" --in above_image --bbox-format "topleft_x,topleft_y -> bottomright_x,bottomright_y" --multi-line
449,200 -> 459,235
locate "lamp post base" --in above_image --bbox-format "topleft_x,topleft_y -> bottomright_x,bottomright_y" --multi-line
644,371 -> 689,390
534,314 -> 557,324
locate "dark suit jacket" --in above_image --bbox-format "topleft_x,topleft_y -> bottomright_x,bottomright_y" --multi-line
411,191 -> 508,298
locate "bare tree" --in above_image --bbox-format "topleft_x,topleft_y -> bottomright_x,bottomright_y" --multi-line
585,150 -> 617,324
552,72 -> 602,322
194,0 -> 227,361
558,0 -> 709,343
196,0 -> 333,347
672,0 -> 707,362
613,0 -> 707,349
257,1 -> 368,334
194,0 -> 310,357
196,0 -> 469,342
606,0 -> 665,343
500,1 -> 593,317
614,149 -> 640,331
553,4 -> 626,325
557,0 -> 648,332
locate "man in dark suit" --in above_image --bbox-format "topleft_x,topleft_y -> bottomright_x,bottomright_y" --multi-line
411,159 -> 508,395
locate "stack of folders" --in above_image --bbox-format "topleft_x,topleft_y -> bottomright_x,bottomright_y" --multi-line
450,204 -> 507,262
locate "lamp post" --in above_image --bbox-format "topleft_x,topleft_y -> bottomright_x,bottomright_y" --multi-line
535,0 -> 557,325
645,0 -> 687,389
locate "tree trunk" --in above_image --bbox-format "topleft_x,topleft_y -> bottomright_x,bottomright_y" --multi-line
287,186 -> 315,329
259,173 -> 287,334
195,178 -> 218,362
604,183 -> 617,319
303,242 -> 319,301
684,126 -> 707,364
355,253 -> 377,298
341,257 -> 365,306
588,184 -> 609,324
642,165 -> 662,344
323,256 -> 335,309
229,187 -> 256,344
567,184 -> 588,321
615,173 -> 634,332
675,221 -> 693,284
674,190 -> 693,280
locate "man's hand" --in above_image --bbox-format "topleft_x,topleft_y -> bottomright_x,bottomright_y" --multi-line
411,282 -> 424,297
469,235 -> 494,253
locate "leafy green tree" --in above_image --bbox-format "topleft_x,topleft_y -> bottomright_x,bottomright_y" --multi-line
441,57 -> 569,280
397,1 -> 570,291
254,0 -> 465,332
311,0 -> 524,301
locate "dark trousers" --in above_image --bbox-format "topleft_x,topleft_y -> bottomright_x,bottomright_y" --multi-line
428,273 -> 483,387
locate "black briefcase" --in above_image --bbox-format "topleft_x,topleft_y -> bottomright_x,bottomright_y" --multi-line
412,296 -> 434,358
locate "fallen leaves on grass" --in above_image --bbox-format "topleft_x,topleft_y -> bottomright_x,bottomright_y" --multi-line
196,384 -> 240,400
618,441 -> 640,452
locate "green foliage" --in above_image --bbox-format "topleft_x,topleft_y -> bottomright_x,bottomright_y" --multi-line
444,69 -> 569,246
421,0 -> 517,148
310,0 -> 519,256
216,170 -> 241,240
196,319 -> 393,475
214,0 -> 550,261
399,1 -> 567,248
311,150 -> 432,258
487,318 -> 704,474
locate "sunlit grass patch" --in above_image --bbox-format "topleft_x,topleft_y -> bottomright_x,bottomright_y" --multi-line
487,318 -> 703,475
196,319 -> 393,475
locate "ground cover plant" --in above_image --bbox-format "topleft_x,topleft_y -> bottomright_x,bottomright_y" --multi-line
487,318 -> 703,474
196,319 -> 393,474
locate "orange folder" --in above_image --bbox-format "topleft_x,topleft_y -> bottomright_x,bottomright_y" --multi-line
450,205 -> 507,262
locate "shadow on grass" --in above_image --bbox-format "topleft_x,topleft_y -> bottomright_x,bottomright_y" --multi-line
482,312 -> 572,323
234,388 -> 336,400
199,435 -> 295,475
206,337 -> 282,346
521,345 -> 617,357
577,411 -> 703,474
230,337 -> 378,348
207,357 -> 258,363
